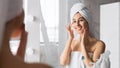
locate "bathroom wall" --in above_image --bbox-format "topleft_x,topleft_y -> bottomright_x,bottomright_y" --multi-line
100,2 -> 120,68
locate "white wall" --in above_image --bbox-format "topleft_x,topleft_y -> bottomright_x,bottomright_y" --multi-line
100,2 -> 120,68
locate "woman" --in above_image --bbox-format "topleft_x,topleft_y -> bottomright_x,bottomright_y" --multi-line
60,3 -> 105,68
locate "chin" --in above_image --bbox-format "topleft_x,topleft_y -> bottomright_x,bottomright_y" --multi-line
76,31 -> 81,34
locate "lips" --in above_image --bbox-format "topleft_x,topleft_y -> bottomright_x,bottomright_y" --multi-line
78,27 -> 81,30
75,26 -> 82,30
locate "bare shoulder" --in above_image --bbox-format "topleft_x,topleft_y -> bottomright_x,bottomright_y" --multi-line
95,40 -> 106,53
96,40 -> 106,47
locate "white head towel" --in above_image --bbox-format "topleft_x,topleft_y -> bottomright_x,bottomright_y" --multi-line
70,3 -> 92,24
70,3 -> 93,39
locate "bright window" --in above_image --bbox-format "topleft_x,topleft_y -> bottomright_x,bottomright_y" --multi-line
40,0 -> 59,43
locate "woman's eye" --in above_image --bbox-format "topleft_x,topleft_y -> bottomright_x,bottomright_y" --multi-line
73,21 -> 76,23
79,19 -> 83,21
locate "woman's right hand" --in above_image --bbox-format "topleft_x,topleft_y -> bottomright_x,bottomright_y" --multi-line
66,23 -> 74,39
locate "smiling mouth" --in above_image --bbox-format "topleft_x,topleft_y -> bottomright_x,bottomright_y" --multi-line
75,26 -> 82,30
78,27 -> 81,30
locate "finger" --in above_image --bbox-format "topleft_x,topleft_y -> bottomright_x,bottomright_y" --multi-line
66,25 -> 69,30
80,29 -> 85,36
65,25 -> 70,32
80,27 -> 84,34
68,23 -> 72,29
65,24 -> 69,29
69,23 -> 72,27
83,29 -> 86,35
83,29 -> 87,38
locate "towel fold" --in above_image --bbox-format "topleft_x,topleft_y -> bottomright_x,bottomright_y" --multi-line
65,51 -> 110,68
92,50 -> 110,68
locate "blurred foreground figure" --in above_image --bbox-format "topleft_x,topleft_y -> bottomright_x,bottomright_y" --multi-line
0,0 -> 52,68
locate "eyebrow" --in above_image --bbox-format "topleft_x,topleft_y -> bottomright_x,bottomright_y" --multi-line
73,17 -> 83,20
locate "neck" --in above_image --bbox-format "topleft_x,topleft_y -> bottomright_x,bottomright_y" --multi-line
87,35 -> 92,43
79,33 -> 93,45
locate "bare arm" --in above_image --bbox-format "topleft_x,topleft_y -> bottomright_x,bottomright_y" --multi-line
60,23 -> 74,66
60,38 -> 73,66
81,40 -> 105,67
80,29 -> 105,67
92,41 -> 105,62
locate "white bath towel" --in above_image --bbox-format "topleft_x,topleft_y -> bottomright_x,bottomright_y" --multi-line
92,51 -> 110,68
65,51 -> 110,68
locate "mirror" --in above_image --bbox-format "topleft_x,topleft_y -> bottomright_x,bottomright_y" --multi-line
5,0 -> 119,68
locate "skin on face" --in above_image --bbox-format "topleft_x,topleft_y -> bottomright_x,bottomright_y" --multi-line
71,12 -> 88,34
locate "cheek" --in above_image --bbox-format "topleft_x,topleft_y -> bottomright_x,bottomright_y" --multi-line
80,21 -> 87,27
71,23 -> 76,28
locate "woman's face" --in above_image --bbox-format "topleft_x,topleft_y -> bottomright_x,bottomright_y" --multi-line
71,12 -> 88,34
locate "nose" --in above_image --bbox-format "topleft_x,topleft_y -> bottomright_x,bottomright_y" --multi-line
76,20 -> 79,26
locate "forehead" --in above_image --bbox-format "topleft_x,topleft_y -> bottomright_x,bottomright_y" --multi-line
73,12 -> 83,20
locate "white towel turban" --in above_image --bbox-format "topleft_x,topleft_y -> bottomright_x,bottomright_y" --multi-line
70,3 -> 92,24
0,0 -> 23,50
